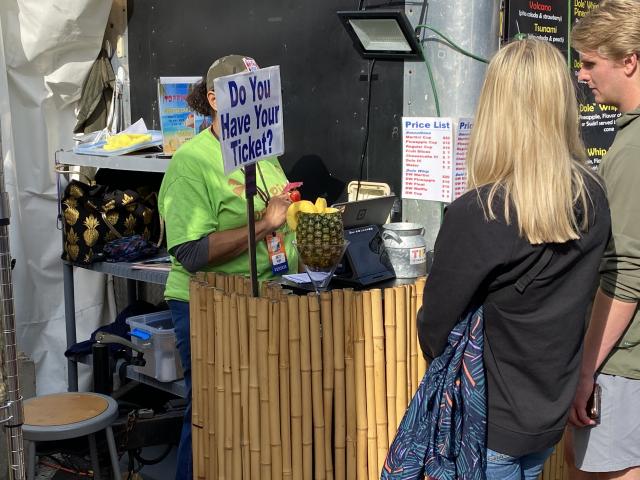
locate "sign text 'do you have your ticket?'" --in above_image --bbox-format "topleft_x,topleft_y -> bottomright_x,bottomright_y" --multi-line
214,65 -> 284,175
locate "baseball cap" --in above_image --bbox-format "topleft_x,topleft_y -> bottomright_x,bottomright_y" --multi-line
205,55 -> 259,92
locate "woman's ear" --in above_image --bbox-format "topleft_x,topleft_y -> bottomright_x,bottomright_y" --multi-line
207,90 -> 217,113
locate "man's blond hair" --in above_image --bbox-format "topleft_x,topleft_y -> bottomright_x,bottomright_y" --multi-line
467,39 -> 598,244
572,0 -> 640,59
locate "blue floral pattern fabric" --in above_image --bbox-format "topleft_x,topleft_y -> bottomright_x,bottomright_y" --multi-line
382,307 -> 486,480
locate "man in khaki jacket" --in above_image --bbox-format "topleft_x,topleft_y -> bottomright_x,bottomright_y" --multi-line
569,1 -> 640,479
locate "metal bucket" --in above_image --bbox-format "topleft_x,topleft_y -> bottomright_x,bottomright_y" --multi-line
382,222 -> 427,278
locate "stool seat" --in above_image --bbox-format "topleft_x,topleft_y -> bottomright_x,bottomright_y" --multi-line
23,392 -> 118,441
22,392 -> 121,480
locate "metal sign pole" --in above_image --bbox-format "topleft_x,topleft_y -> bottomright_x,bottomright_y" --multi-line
244,164 -> 259,297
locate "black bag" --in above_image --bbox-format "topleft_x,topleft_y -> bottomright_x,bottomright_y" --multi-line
60,178 -> 162,265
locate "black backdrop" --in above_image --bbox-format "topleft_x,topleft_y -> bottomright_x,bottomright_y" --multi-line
127,0 -> 405,205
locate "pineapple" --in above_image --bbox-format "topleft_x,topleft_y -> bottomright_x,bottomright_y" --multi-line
287,197 -> 345,268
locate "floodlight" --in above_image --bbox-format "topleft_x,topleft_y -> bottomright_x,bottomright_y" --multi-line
337,10 -> 423,60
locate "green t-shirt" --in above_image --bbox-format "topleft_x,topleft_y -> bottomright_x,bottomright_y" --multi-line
159,128 -> 298,301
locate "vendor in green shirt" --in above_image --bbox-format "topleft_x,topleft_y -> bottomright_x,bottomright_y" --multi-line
158,54 -> 297,480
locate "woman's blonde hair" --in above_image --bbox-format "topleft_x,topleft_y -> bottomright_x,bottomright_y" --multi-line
467,38 -> 596,244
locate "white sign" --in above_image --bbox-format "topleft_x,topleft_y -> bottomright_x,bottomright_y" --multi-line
401,117 -> 473,203
214,65 -> 284,175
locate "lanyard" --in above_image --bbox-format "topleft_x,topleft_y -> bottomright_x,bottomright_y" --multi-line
242,163 -> 270,205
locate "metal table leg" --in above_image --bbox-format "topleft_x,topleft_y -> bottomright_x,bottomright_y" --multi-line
63,262 -> 77,391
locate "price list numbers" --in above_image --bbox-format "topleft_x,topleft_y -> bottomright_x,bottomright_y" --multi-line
402,117 -> 458,203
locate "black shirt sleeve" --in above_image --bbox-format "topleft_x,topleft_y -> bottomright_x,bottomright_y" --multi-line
417,191 -> 513,360
171,236 -> 210,273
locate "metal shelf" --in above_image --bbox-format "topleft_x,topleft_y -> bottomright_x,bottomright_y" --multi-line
67,257 -> 169,285
57,150 -> 171,173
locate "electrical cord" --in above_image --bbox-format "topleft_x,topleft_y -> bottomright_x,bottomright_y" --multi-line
416,24 -> 490,64
133,444 -> 173,466
355,58 -> 376,201
419,45 -> 441,117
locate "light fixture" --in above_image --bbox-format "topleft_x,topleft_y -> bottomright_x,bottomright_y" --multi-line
337,10 -> 423,60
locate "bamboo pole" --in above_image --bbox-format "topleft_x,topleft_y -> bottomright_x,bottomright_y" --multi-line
205,285 -> 216,479
384,288 -> 397,441
343,289 -> 357,480
269,301 -> 283,480
407,286 -> 417,395
214,289 -> 226,479
332,290 -> 346,480
223,294 -> 233,479
298,295 -> 313,480
415,278 -> 427,379
403,286 -> 411,399
371,289 -> 388,469
235,275 -> 245,296
287,295 -> 303,480
257,298 -> 272,480
189,280 -> 202,480
279,298 -> 293,480
410,285 -> 419,389
215,272 -> 226,290
249,297 -> 261,479
362,290 -> 378,480
320,292 -> 334,480
229,293 -> 242,480
354,292 -> 368,480
394,286 -> 407,417
237,294 -> 250,479
308,293 -> 327,480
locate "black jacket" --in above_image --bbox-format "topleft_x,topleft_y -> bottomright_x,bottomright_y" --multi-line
417,177 -> 610,457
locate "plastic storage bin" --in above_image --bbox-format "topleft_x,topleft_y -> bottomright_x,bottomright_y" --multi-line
126,310 -> 184,382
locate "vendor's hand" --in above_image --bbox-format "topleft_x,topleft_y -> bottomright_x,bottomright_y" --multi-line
568,374 -> 597,428
262,193 -> 291,231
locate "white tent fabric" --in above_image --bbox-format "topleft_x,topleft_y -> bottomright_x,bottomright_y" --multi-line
0,0 -> 116,394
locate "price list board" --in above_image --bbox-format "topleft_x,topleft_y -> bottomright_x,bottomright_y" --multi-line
402,117 -> 471,203
570,0 -> 620,169
454,119 -> 473,199
402,117 -> 454,203
505,0 -> 568,53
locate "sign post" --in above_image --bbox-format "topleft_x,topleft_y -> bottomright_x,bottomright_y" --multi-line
214,66 -> 284,296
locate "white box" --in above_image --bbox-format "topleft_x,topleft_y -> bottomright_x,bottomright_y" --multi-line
126,310 -> 184,382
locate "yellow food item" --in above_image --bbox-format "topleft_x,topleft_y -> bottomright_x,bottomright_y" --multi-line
314,197 -> 328,213
286,200 -> 317,231
103,133 -> 152,151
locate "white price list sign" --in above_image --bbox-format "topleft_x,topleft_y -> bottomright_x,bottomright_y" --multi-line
402,117 -> 473,203
402,117 -> 454,203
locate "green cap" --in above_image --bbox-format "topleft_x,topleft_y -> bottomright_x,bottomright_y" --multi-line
206,55 -> 259,92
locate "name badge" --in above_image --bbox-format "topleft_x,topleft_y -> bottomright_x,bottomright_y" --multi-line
266,232 -> 289,275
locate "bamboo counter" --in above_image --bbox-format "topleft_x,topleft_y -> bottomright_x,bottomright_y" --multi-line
189,274 -> 570,479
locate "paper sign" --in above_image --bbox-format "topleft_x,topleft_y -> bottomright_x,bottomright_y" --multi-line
453,119 -> 473,199
214,65 -> 284,175
402,117 -> 473,203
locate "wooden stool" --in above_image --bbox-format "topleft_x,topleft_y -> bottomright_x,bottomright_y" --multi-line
22,392 -> 121,480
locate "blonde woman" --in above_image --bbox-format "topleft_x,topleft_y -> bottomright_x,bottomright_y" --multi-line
416,39 -> 611,479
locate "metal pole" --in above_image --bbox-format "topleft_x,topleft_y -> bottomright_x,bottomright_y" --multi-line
0,14 -> 26,474
0,173 -> 26,479
245,164 -> 259,297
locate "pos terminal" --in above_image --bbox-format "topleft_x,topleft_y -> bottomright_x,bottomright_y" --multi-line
332,195 -> 396,287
